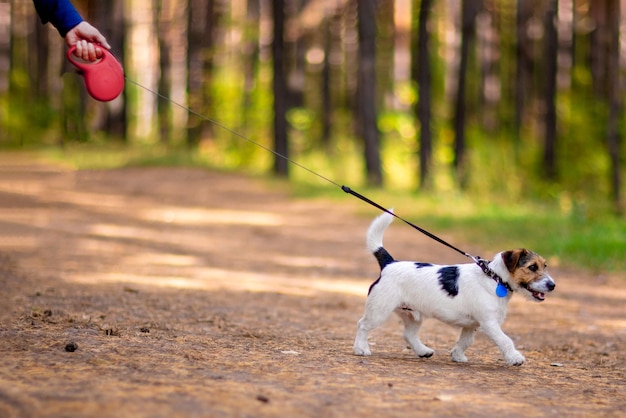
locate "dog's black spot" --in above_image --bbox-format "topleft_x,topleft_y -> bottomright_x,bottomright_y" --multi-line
373,247 -> 395,270
368,276 -> 381,295
438,266 -> 459,297
415,262 -> 433,269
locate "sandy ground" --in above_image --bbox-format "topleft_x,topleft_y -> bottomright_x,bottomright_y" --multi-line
0,154 -> 624,417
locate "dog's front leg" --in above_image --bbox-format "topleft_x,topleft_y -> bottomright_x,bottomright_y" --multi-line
480,321 -> 525,366
450,327 -> 477,363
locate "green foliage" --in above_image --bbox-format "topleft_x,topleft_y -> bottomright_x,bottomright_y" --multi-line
30,138 -> 626,273
4,1 -> 625,273
293,181 -> 626,273
0,73 -> 58,148
414,200 -> 626,272
42,142 -> 224,172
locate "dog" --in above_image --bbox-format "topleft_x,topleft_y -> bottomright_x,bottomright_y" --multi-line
353,211 -> 555,366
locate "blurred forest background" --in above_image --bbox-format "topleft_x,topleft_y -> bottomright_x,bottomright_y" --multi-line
1,0 -> 625,218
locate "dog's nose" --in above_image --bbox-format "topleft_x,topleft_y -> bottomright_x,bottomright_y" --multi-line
546,281 -> 556,291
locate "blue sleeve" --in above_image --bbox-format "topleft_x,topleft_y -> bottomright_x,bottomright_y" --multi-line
33,0 -> 83,37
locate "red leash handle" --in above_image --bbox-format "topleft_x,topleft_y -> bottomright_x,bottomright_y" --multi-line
66,46 -> 124,102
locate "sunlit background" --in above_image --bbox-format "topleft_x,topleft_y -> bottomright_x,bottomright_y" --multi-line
0,0 -> 625,270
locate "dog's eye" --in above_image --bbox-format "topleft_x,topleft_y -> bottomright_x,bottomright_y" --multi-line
528,264 -> 538,272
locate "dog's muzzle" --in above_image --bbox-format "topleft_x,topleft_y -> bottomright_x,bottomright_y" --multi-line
521,277 -> 555,302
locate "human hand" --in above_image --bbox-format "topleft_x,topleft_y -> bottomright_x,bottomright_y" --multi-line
65,21 -> 111,62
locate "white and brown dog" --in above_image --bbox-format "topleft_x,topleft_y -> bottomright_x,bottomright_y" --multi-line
353,211 -> 555,366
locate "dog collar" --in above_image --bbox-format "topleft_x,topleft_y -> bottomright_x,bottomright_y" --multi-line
474,257 -> 513,297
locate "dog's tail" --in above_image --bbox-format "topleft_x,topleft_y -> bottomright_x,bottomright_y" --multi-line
366,210 -> 395,270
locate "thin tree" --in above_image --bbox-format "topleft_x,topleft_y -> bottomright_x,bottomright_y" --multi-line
0,3 -> 8,101
543,0 -> 558,180
589,0 -> 609,97
357,0 -> 382,186
272,0 -> 289,176
412,0 -> 433,190
156,0 -> 172,144
321,13 -> 332,149
453,0 -> 480,188
187,0 -> 203,148
33,13 -> 49,99
242,0 -> 260,132
187,0 -> 215,148
90,0 -> 126,139
606,0 -> 622,215
476,8 -> 499,131
515,0 -> 532,144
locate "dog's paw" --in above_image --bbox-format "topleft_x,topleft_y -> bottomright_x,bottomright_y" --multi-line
353,345 -> 372,356
416,347 -> 435,358
505,351 -> 525,366
450,350 -> 468,363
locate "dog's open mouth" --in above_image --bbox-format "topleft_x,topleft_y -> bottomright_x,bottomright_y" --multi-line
530,291 -> 545,301
520,283 -> 546,301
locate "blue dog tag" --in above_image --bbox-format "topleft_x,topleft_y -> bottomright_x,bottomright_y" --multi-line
496,283 -> 508,298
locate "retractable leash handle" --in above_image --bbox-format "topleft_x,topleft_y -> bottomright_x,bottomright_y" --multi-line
66,46 -> 124,102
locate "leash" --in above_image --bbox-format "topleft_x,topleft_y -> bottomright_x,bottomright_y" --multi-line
124,77 -> 511,296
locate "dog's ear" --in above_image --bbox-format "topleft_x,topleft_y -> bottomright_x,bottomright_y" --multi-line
502,249 -> 528,272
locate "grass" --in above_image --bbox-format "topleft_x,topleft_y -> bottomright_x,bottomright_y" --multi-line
37,144 -> 626,273
42,143 -> 217,171
316,186 -> 626,273
418,202 -> 626,272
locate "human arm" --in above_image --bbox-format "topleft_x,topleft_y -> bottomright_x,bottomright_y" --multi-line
33,0 -> 83,38
33,0 -> 111,61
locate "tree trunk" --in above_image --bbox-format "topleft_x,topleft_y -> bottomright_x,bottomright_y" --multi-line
272,0 -> 289,177
357,0 -> 382,186
90,0 -> 126,140
157,0 -> 172,144
606,0 -> 622,215
321,14 -> 332,149
543,0 -> 558,180
412,0 -> 433,190
187,0 -> 215,148
515,0 -> 532,143
200,0 -> 215,140
0,2 -> 9,99
242,0 -> 260,133
106,0 -> 126,139
476,9 -> 499,131
589,1 -> 609,97
33,15 -> 49,99
454,0 -> 480,188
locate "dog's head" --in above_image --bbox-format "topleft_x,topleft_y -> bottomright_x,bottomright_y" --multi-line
500,249 -> 555,302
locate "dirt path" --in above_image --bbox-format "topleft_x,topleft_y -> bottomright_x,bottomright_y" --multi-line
0,154 -> 624,417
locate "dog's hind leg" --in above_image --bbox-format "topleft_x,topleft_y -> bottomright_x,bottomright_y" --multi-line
353,318 -> 377,356
397,310 -> 434,358
353,300 -> 395,356
450,327 -> 477,363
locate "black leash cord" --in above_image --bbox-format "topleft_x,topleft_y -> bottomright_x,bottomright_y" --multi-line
341,185 -> 470,258
342,185 -> 509,289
